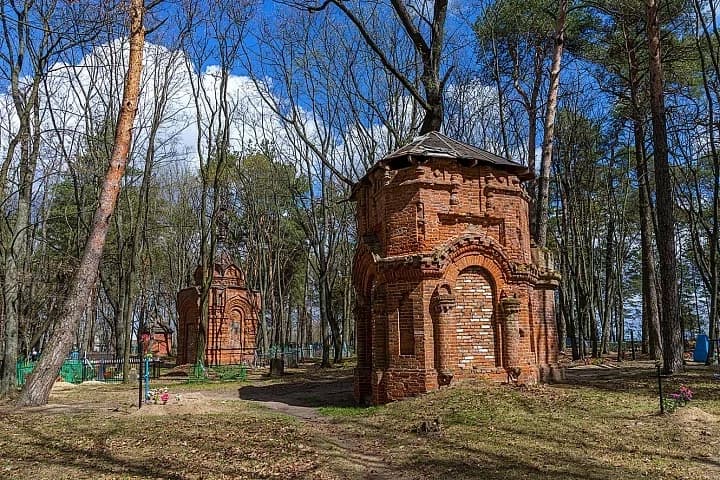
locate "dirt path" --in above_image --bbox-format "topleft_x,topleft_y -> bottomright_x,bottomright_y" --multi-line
253,400 -> 321,420
243,399 -> 394,479
230,369 -> 396,479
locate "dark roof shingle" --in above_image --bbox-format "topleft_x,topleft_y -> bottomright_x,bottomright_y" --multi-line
383,131 -> 525,172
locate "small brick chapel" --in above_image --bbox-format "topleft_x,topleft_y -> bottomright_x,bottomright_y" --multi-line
351,132 -> 562,405
176,251 -> 259,366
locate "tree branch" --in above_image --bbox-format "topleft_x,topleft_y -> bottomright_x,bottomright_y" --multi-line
389,0 -> 430,56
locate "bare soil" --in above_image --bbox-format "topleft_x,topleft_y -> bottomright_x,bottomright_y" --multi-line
1,361 -> 719,479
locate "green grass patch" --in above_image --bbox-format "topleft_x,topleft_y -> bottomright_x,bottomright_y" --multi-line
317,405 -> 380,417
208,364 -> 248,381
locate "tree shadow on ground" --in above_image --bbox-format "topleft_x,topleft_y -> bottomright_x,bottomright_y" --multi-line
8,422 -> 185,480
561,362 -> 720,398
562,364 -> 657,392
238,368 -> 355,408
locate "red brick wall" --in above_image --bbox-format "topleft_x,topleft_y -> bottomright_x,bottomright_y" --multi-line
151,332 -> 172,357
206,290 -> 259,365
532,288 -> 559,365
357,162 -> 532,264
176,288 -> 198,365
453,267 -> 496,373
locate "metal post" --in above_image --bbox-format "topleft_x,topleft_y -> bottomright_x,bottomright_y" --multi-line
656,362 -> 664,414
138,355 -> 143,409
144,356 -> 150,401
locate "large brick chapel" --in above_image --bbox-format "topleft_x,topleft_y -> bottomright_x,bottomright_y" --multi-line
176,251 -> 259,366
351,132 -> 562,404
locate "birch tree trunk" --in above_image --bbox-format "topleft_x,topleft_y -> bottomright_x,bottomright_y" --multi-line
16,0 -> 145,406
535,0 -> 568,247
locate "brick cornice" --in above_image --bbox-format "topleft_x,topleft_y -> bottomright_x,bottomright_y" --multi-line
359,233 -> 561,289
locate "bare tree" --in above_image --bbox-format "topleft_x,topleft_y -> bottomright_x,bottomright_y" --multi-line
16,0 -> 146,406
178,0 -> 256,367
286,0 -> 451,135
115,44 -> 187,379
0,0 -> 77,396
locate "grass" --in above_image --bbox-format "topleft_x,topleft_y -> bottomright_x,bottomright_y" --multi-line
0,405 -> 323,479
208,364 -> 248,381
1,361 -> 719,479
316,405 -> 380,417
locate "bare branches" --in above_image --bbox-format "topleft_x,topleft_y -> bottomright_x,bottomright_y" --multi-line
282,0 -> 449,133
16,0 -> 147,407
389,0 -> 431,56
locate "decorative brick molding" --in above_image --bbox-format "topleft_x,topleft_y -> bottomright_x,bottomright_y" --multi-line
500,296 -> 522,370
351,132 -> 561,404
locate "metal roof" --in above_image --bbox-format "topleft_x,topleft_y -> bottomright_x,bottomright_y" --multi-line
382,131 -> 527,173
350,132 -> 532,199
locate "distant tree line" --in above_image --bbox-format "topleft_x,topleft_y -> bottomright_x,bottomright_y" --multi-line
1,0 -> 718,405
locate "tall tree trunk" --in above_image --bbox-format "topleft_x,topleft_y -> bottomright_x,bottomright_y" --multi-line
490,34 -> 510,159
343,271 -> 352,356
535,0 -> 568,247
1,137 -> 33,395
1,134 -> 34,395
196,62 -> 232,367
300,250 -> 310,354
616,285 -> 625,361
600,212 -> 615,355
122,275 -> 133,379
121,103 -> 160,380
16,0 -> 145,406
0,2 -> 45,394
328,280 -> 343,363
81,281 -> 98,355
319,272 -> 331,367
635,131 -> 663,359
693,0 -> 720,365
622,23 -> 663,359
645,0 -> 683,374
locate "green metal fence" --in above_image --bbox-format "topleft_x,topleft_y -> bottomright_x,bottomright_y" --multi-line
16,359 -> 90,386
59,359 -> 85,384
15,357 -> 161,387
16,360 -> 35,386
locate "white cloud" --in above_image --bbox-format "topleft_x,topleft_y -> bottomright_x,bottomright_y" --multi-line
0,39 -> 288,183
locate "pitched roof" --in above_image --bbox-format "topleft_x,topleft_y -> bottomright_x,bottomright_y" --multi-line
353,132 -> 531,196
384,132 -> 525,171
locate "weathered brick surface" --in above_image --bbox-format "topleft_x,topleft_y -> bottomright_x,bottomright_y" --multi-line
453,267 -> 495,372
177,262 -> 259,366
150,331 -> 172,357
352,134 -> 561,404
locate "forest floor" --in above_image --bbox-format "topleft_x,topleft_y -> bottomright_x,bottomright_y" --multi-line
1,359 -> 720,479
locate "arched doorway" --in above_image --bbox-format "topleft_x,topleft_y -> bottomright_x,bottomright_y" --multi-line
453,266 -> 497,371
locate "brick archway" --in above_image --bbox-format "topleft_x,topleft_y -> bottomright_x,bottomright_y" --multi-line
434,235 -> 511,290
453,266 -> 498,372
